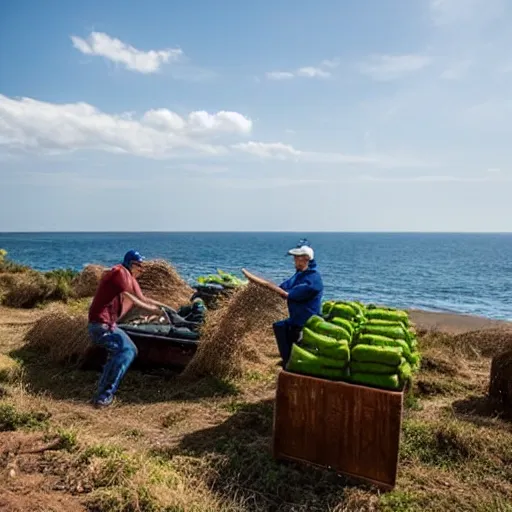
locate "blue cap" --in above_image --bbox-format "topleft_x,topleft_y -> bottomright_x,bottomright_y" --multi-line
123,250 -> 145,266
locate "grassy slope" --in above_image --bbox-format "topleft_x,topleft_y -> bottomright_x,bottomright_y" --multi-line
0,304 -> 511,512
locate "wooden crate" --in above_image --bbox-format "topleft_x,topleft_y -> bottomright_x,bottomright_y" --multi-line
272,370 -> 403,490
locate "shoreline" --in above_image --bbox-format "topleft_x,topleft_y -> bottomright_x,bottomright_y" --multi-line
408,309 -> 510,334
1,303 -> 510,336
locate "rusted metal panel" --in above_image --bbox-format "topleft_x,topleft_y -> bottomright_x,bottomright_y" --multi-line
273,370 -> 403,490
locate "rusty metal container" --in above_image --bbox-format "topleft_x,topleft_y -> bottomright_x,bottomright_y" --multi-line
272,370 -> 403,489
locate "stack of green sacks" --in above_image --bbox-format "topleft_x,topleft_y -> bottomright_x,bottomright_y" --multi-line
285,315 -> 351,380
286,300 -> 421,392
348,304 -> 419,390
196,269 -> 248,288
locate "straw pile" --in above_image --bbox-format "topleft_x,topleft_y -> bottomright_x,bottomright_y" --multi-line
1,272 -> 56,308
489,349 -> 512,416
182,283 -> 287,380
24,308 -> 90,364
452,328 -> 512,359
138,260 -> 193,309
72,264 -> 106,298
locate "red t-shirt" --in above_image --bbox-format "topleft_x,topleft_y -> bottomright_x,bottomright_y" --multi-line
88,264 -> 141,326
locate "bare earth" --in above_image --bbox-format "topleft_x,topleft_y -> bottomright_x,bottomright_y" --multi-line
1,303 -> 511,512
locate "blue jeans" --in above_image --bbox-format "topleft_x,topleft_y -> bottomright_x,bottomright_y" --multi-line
273,319 -> 301,366
88,324 -> 138,401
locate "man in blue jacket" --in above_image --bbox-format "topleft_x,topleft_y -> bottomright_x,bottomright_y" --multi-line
273,241 -> 323,366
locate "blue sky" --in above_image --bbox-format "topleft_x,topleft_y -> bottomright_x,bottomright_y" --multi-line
0,0 -> 511,232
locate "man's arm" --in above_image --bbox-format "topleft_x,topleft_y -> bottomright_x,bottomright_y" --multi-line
287,275 -> 323,302
122,291 -> 161,313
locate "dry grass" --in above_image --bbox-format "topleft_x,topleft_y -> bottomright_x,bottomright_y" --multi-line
0,272 -> 56,309
23,308 -> 90,364
2,302 -> 512,511
182,284 -> 286,380
72,265 -> 106,298
137,259 -> 194,309
0,354 -> 21,384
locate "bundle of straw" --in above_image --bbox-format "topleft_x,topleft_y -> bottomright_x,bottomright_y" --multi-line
72,264 -> 106,298
1,272 -> 55,308
137,260 -> 193,309
24,308 -> 90,364
182,283 -> 287,380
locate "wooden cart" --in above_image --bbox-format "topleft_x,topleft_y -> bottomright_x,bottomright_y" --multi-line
272,370 -> 403,490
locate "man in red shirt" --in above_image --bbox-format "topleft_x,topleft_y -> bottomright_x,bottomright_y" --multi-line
88,250 -> 162,407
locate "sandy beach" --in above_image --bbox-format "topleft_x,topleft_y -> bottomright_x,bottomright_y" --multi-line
409,309 -> 510,334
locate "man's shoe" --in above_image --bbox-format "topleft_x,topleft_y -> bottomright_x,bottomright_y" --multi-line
93,395 -> 114,408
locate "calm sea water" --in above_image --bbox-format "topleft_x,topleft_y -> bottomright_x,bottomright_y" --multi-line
0,232 -> 510,320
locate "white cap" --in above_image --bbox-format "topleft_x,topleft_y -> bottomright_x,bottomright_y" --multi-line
288,245 -> 314,260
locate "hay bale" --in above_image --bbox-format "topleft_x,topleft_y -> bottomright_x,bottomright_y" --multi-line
489,349 -> 512,415
182,283 -> 287,380
72,264 -> 106,298
0,354 -> 22,383
1,272 -> 55,308
24,309 -> 90,364
137,260 -> 193,309
452,328 -> 512,358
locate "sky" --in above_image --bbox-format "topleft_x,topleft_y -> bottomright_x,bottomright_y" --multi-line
0,0 -> 511,232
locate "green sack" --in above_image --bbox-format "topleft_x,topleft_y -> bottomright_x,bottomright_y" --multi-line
322,301 -> 335,317
365,308 -> 410,326
313,321 -> 351,342
346,301 -> 365,317
350,361 -> 398,374
302,328 -> 350,361
289,343 -> 347,369
358,324 -> 408,342
366,318 -> 407,330
304,315 -> 324,329
286,344 -> 348,380
398,359 -> 412,384
409,351 -> 421,370
356,334 -> 412,359
350,372 -> 401,390
330,317 -> 355,336
351,344 -> 403,366
330,303 -> 357,321
287,359 -> 348,380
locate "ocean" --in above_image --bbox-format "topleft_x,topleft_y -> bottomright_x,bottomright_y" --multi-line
0,232 -> 510,320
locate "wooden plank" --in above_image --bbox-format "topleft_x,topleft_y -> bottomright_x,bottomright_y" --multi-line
272,370 -> 403,489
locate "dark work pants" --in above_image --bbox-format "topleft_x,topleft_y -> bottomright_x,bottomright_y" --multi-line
273,319 -> 302,366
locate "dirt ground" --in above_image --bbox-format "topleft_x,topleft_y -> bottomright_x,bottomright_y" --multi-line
1,303 -> 512,512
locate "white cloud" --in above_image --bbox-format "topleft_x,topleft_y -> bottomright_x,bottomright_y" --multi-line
0,94 -> 252,158
429,0 -> 504,26
71,32 -> 182,74
440,59 -> 472,80
232,142 -> 301,160
265,59 -> 335,80
297,67 -> 330,78
265,71 -> 295,81
232,141 -> 428,168
487,167 -> 501,173
187,111 -> 252,134
359,54 -> 432,81
0,95 -> 430,168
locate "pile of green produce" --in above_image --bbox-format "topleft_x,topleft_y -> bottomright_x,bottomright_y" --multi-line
196,269 -> 248,289
286,300 -> 420,391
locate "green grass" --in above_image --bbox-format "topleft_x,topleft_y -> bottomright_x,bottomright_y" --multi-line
0,403 -> 51,431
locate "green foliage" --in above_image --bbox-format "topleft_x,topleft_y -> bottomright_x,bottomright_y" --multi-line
0,403 -> 50,431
